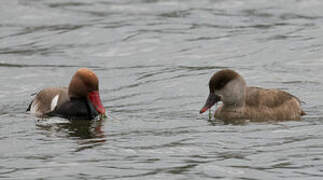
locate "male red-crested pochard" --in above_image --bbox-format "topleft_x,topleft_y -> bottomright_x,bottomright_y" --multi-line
27,68 -> 106,120
200,69 -> 305,121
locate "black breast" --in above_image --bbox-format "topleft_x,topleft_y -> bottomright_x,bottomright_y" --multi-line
47,98 -> 98,120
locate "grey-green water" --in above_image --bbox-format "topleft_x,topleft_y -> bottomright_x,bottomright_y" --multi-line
1,0 -> 323,179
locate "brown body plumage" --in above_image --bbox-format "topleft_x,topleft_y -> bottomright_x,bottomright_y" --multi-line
200,69 -> 305,121
29,87 -> 68,115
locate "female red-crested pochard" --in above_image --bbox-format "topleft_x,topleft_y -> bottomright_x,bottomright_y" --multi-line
200,69 -> 305,121
27,68 -> 106,120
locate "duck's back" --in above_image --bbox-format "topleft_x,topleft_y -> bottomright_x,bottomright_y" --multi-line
27,87 -> 69,115
28,87 -> 99,120
244,87 -> 305,120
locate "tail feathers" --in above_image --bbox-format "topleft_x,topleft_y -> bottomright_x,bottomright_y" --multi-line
26,101 -> 33,112
27,91 -> 38,112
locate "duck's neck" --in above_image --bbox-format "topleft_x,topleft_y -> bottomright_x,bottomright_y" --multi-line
222,77 -> 247,109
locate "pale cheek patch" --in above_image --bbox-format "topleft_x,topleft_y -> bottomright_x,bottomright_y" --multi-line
50,95 -> 59,111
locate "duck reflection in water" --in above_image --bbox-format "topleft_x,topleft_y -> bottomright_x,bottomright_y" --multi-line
36,118 -> 106,146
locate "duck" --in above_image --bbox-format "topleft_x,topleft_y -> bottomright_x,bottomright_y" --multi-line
200,69 -> 305,121
27,68 -> 106,120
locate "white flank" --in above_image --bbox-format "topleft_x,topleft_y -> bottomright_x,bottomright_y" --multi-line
50,95 -> 59,111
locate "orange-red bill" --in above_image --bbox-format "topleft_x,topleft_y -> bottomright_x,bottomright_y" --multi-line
200,93 -> 220,114
88,91 -> 106,114
200,107 -> 209,114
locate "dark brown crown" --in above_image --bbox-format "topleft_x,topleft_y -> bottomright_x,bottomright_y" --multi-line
209,69 -> 239,93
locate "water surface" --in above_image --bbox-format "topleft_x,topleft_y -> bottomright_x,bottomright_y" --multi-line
1,0 -> 323,179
